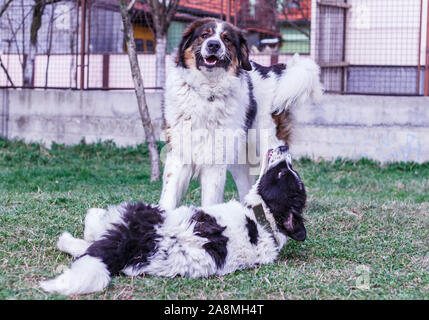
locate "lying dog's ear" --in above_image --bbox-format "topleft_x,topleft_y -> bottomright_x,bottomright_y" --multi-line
237,30 -> 252,71
176,18 -> 215,68
283,212 -> 306,241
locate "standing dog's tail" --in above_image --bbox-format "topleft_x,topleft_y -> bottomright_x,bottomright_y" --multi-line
272,53 -> 323,115
39,255 -> 110,296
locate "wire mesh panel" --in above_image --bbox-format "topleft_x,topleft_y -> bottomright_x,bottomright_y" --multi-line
0,0 -> 427,95
0,0 -> 80,88
314,0 -> 427,95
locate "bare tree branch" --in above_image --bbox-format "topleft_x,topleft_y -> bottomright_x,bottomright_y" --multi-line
0,55 -> 16,87
127,0 -> 136,11
5,10 -> 24,67
284,19 -> 310,37
279,0 -> 310,38
0,0 -> 14,19
148,0 -> 161,34
293,0 -> 310,23
165,0 -> 179,33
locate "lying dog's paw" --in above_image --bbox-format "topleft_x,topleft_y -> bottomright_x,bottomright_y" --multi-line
56,232 -> 74,252
39,279 -> 58,294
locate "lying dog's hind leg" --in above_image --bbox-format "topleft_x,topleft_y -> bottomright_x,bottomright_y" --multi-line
83,208 -> 109,242
57,232 -> 91,258
40,255 -> 110,296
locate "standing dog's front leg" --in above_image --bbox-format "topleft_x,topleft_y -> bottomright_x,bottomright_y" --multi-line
159,154 -> 193,210
200,165 -> 227,207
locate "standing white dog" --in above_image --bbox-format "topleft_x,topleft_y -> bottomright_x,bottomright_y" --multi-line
160,18 -> 322,210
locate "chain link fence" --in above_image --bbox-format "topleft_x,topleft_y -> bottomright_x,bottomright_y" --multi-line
0,0 -> 428,95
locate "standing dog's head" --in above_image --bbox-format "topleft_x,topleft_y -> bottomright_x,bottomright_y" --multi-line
175,18 -> 252,74
258,146 -> 307,241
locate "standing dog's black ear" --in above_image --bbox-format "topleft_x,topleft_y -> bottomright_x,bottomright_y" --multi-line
176,18 -> 215,68
237,30 -> 252,71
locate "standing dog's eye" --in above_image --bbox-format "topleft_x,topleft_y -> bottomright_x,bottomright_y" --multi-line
223,35 -> 230,43
201,33 -> 209,39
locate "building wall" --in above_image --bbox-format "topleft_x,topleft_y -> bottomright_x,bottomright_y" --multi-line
1,89 -> 428,164
167,21 -> 187,54
279,26 -> 310,54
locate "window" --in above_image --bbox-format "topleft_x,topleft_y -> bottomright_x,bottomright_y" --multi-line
135,39 -> 144,52
146,40 -> 154,53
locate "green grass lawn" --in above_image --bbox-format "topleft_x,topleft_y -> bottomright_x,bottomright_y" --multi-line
0,138 -> 428,300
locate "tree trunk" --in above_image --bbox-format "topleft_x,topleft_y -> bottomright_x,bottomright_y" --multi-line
24,0 -> 46,87
155,34 -> 167,89
23,44 -> 36,86
119,0 -> 160,182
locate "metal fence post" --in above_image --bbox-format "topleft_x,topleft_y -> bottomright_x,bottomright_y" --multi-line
80,0 -> 87,90
425,0 -> 429,96
417,0 -> 423,95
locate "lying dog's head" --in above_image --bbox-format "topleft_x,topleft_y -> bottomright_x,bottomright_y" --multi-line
175,18 -> 252,74
258,146 -> 307,241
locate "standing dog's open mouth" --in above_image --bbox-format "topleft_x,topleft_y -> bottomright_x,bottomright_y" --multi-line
203,55 -> 220,67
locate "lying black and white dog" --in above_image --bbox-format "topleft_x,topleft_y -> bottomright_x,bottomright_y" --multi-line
39,146 -> 306,296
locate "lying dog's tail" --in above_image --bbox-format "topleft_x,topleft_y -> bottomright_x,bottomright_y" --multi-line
39,255 -> 110,295
272,53 -> 323,115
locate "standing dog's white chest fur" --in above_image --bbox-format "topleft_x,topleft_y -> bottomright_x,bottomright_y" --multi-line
160,18 -> 322,211
164,65 -> 250,167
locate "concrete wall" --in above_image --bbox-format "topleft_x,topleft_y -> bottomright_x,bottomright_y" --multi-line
291,95 -> 429,163
0,89 -> 164,147
1,89 -> 428,163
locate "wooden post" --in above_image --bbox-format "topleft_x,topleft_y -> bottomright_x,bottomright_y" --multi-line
102,54 -> 109,89
234,0 -> 237,25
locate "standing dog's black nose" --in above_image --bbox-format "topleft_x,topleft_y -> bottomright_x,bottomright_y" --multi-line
279,145 -> 289,152
207,40 -> 221,53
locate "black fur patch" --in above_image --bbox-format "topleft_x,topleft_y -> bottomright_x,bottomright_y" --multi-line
85,202 -> 164,275
245,216 -> 258,245
223,24 -> 252,72
252,62 -> 286,79
257,160 -> 307,241
192,209 -> 228,269
245,75 -> 257,130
